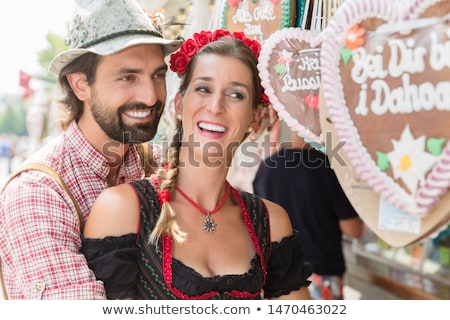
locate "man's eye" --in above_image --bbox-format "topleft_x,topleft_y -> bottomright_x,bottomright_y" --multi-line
152,72 -> 166,81
119,75 -> 134,81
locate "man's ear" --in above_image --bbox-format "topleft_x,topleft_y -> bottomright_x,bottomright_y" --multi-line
66,73 -> 90,101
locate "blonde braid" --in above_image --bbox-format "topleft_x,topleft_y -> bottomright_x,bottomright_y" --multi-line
149,126 -> 187,244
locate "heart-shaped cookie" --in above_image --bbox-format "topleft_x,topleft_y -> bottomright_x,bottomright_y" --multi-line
320,0 -> 450,246
220,0 -> 297,43
258,27 -> 324,150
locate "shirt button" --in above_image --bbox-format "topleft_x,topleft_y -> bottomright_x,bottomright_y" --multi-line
100,164 -> 107,171
34,283 -> 42,292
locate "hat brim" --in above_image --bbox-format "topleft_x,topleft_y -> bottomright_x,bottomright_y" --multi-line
49,34 -> 182,75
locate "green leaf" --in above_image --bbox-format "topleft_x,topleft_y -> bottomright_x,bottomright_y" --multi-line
275,63 -> 286,74
341,48 -> 352,65
427,138 -> 446,156
377,152 -> 390,171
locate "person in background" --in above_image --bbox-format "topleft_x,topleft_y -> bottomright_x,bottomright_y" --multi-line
81,29 -> 313,300
253,131 -> 364,299
0,0 -> 182,299
0,139 -> 14,174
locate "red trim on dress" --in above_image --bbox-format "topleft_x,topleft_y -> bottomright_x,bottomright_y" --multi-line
129,182 -> 143,246
161,185 -> 266,299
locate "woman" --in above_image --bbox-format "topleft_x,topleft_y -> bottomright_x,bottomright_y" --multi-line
81,29 -> 312,299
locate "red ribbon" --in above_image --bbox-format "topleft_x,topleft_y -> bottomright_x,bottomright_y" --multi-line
158,190 -> 171,204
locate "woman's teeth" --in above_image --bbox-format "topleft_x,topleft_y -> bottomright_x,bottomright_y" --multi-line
198,122 -> 226,133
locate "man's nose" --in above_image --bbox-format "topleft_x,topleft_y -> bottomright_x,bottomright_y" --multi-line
135,79 -> 158,106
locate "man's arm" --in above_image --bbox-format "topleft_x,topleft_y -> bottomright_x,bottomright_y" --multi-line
339,216 -> 364,239
1,174 -> 105,299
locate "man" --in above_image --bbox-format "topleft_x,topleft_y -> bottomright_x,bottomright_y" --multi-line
253,131 -> 364,299
0,0 -> 182,299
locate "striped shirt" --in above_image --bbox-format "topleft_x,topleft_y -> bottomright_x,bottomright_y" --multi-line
0,121 -> 144,299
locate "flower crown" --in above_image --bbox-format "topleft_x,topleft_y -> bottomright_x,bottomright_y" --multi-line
169,29 -> 270,106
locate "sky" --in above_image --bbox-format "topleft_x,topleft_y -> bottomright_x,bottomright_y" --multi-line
0,0 -> 76,95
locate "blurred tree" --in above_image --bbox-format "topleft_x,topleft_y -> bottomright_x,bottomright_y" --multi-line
0,101 -> 27,136
0,31 -> 65,142
35,32 -> 67,85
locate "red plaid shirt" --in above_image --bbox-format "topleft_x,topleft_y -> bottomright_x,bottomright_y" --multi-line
0,121 -> 144,299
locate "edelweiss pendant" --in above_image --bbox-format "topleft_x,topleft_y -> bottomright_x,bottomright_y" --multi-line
202,212 -> 217,233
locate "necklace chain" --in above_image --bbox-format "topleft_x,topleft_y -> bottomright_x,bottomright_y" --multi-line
175,182 -> 231,233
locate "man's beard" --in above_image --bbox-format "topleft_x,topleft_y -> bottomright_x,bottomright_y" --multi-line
90,94 -> 164,144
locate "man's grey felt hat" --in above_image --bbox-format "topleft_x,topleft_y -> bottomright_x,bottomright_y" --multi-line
49,0 -> 183,75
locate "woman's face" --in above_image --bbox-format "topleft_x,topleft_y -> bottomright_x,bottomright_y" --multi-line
177,54 -> 257,165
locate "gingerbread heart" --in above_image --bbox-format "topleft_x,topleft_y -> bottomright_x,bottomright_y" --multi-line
321,0 -> 450,218
258,27 -> 324,149
220,0 -> 297,43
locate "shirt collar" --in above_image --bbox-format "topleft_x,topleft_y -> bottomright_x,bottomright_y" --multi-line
65,120 -> 144,182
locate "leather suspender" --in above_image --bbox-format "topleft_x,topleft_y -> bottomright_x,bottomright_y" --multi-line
0,163 -> 84,300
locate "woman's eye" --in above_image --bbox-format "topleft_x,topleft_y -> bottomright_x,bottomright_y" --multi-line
196,86 -> 211,93
228,92 -> 245,100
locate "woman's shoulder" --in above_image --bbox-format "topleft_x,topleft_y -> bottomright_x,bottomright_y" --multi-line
260,198 -> 295,243
83,182 -> 140,238
235,189 -> 294,242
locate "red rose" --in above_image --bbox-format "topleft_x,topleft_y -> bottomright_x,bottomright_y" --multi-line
193,31 -> 213,47
212,29 -> 231,41
261,91 -> 271,106
182,38 -> 199,58
244,39 -> 261,58
170,52 -> 190,75
231,32 -> 246,42
170,29 -> 264,78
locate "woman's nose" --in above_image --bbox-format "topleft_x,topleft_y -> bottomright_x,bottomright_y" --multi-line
206,93 -> 224,114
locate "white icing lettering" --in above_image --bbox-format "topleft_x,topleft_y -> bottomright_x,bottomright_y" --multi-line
371,80 -> 390,115
281,73 -> 321,92
244,23 -> 262,36
351,47 -> 388,84
298,49 -> 320,71
350,28 -> 450,117
388,39 -> 426,77
418,82 -> 435,111
232,8 -> 252,23
355,83 -> 369,116
253,5 -> 275,21
435,82 -> 450,110
429,31 -> 450,71
370,74 -> 450,115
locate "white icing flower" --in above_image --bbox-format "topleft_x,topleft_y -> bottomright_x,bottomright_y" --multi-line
387,125 -> 437,195
278,49 -> 293,64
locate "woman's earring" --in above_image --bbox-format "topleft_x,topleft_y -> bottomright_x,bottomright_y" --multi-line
176,114 -> 182,121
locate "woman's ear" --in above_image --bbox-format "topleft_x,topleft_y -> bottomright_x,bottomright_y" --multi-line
66,73 -> 90,101
250,105 -> 265,132
174,92 -> 183,117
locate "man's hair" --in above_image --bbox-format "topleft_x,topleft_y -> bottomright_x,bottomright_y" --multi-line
56,53 -> 101,130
